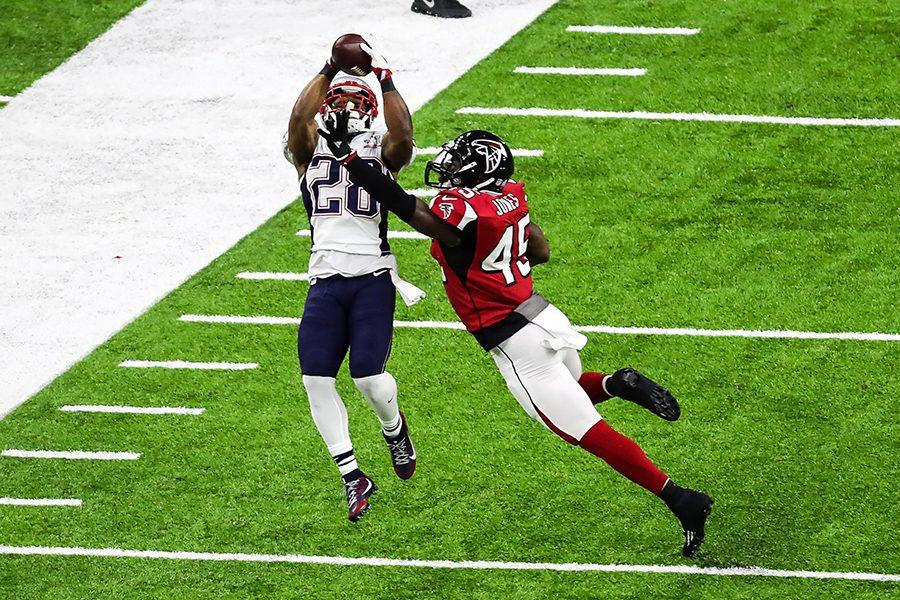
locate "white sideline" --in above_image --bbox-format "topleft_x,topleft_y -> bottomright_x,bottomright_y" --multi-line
457,107 -> 900,127
515,67 -> 646,77
59,405 -> 204,415
0,498 -> 82,507
236,272 -> 310,281
0,0 -> 560,420
2,450 -> 141,460
296,229 -> 428,240
417,147 -> 544,157
0,95 -> 13,103
567,25 -> 700,35
119,360 -> 258,370
177,315 -> 900,341
0,545 -> 897,582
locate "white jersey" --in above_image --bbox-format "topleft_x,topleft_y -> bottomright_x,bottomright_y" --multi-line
299,130 -> 425,305
301,130 -> 394,278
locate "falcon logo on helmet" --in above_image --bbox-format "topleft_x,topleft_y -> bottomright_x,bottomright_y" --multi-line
472,139 -> 508,174
424,130 -> 514,192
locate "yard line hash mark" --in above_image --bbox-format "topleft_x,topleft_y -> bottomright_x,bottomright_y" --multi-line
417,147 -> 544,157
2,450 -> 141,461
0,545 -> 896,582
567,25 -> 700,35
296,229 -> 428,240
59,405 -> 204,416
177,315 -> 899,342
236,272 -> 310,281
0,498 -> 82,507
456,107 -> 900,127
515,67 -> 646,77
118,360 -> 257,370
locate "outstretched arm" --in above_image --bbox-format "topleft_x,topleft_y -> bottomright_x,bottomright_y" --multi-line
362,43 -> 414,172
287,61 -> 339,177
344,154 -> 460,246
526,222 -> 550,265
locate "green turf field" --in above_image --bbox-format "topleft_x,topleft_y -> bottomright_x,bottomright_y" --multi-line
1,1 -> 898,598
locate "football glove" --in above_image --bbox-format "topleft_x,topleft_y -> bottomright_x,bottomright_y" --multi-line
360,42 -> 394,87
317,109 -> 357,163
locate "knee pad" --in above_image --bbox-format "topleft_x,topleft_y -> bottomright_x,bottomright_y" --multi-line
353,372 -> 397,404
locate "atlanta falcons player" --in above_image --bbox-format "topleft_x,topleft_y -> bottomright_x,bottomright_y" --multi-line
318,116 -> 714,556
284,44 -> 419,522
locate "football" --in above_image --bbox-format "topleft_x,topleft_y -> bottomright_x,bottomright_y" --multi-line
331,33 -> 372,76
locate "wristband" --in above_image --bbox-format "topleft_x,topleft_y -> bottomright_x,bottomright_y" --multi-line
379,76 -> 396,93
320,61 -> 339,80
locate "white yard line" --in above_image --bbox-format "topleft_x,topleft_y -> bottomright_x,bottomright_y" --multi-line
417,147 -> 544,157
118,360 -> 257,370
296,229 -> 429,240
0,95 -> 13,103
515,67 -> 646,77
236,272 -> 310,281
177,315 -> 899,341
0,545 -> 896,582
0,498 -> 82,507
59,405 -> 204,416
2,450 -> 141,460
567,25 -> 700,35
0,0 -> 561,421
456,107 -> 900,127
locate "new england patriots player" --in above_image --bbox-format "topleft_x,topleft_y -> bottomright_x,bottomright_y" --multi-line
318,116 -> 714,556
285,45 -> 419,522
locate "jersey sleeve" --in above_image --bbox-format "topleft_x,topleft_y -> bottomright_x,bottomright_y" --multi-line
429,191 -> 478,231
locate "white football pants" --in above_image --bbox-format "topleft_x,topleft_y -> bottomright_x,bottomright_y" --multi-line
489,304 -> 601,443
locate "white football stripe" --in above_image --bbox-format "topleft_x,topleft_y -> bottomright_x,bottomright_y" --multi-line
0,498 -> 82,507
177,315 -> 899,341
296,229 -> 428,240
567,25 -> 700,35
0,545 -> 896,582
417,147 -> 544,157
235,272 -> 310,281
456,106 -> 900,127
515,67 -> 646,76
0,95 -> 13,103
404,189 -> 436,199
59,405 -> 204,416
2,450 -> 141,460
118,360 -> 257,370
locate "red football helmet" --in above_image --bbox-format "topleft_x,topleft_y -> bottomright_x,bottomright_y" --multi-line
320,76 -> 378,133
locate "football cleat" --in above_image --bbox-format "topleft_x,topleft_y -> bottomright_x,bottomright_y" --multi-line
384,411 -> 417,480
667,487 -> 714,557
609,368 -> 681,421
344,473 -> 377,522
411,0 -> 472,19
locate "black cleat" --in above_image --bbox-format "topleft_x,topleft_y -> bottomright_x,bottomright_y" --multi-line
344,473 -> 377,522
384,411 -> 417,480
608,368 -> 681,421
411,0 -> 472,19
663,484 -> 714,557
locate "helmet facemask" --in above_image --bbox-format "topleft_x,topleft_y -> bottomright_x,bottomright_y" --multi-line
320,79 -> 378,134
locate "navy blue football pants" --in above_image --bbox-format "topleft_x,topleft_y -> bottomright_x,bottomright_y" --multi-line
298,271 -> 396,378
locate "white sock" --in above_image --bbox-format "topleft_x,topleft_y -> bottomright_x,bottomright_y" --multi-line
354,372 -> 402,438
303,375 -> 354,461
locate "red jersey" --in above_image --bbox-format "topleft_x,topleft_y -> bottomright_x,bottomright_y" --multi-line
429,181 -> 534,346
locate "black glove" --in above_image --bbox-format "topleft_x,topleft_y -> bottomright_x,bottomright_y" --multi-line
317,111 -> 357,163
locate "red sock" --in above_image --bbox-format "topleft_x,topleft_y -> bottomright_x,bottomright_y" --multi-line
579,372 -> 612,404
578,420 -> 669,495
